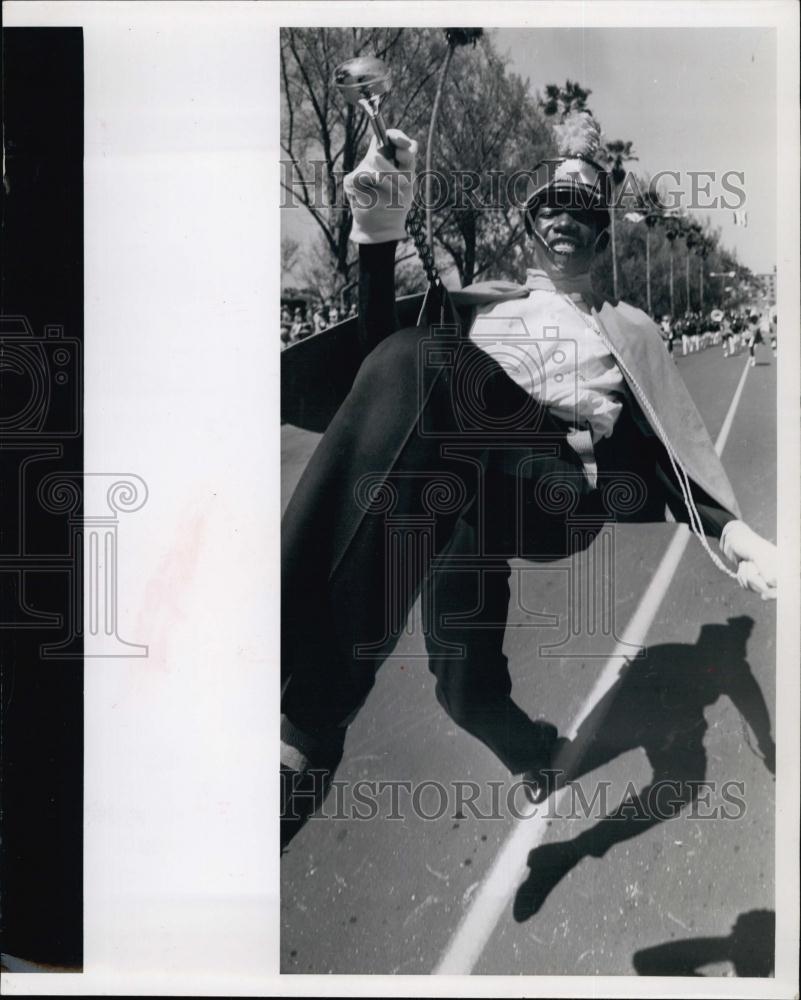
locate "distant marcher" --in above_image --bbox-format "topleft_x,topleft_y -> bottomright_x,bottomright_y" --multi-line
730,312 -> 745,355
680,315 -> 692,356
720,314 -> 733,359
690,312 -> 701,353
659,315 -> 674,356
747,312 -> 766,368
700,312 -> 715,349
708,309 -> 723,353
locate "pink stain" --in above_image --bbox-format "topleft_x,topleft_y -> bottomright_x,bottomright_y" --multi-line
134,508 -> 208,675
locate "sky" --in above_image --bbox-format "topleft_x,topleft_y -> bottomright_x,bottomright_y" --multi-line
282,25 -> 777,277
493,26 -> 776,274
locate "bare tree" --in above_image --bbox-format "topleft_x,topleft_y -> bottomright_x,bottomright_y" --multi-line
432,40 -> 554,286
424,28 -> 484,249
281,28 -> 559,294
280,27 -> 442,300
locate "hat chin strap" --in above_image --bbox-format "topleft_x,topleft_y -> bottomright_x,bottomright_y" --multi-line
531,227 -> 552,257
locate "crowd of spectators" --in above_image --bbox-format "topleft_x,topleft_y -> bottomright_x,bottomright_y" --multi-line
281,301 -> 357,349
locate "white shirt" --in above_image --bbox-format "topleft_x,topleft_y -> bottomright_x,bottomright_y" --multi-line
468,272 -> 627,445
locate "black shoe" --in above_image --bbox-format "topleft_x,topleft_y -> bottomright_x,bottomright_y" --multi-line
280,716 -> 345,852
521,736 -> 572,805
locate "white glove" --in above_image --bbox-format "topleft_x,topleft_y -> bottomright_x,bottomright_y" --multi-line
343,129 -> 418,245
719,520 -> 777,600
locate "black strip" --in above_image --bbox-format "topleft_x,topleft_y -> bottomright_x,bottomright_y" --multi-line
1,27 -> 84,969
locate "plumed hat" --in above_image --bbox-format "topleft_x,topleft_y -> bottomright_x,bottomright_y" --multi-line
523,111 -> 611,232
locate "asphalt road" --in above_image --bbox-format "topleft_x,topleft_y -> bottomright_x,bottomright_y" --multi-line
280,341 -> 777,977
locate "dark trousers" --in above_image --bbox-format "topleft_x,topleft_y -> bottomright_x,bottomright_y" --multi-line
281,326 -> 603,773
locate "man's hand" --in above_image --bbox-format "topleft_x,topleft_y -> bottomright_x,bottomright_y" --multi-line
343,129 -> 418,244
719,520 -> 777,600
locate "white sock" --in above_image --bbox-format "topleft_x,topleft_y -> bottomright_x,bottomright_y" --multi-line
281,740 -> 311,772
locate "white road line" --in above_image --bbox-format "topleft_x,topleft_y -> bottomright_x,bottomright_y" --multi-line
713,356 -> 751,457
433,358 -> 750,975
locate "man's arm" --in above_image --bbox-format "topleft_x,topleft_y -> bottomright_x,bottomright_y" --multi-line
357,241 -> 399,356
343,129 -> 417,356
655,461 -> 776,598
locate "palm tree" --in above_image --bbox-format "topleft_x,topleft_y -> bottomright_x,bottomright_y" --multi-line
601,139 -> 638,301
695,235 -> 712,309
425,28 -> 483,250
683,220 -> 702,311
539,79 -> 593,118
640,185 -> 666,317
643,214 -> 657,317
663,213 -> 681,316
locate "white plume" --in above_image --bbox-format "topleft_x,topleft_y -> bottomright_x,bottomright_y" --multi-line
553,111 -> 602,160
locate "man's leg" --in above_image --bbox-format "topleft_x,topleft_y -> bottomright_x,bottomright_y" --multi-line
281,325 -> 480,842
282,327 -> 473,763
282,327 -> 573,768
423,512 -> 560,776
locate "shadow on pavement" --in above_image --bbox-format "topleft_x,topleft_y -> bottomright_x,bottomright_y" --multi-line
513,615 -> 775,921
632,908 -> 775,976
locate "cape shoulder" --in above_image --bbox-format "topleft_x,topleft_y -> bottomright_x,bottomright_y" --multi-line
593,300 -> 741,519
450,280 -> 529,307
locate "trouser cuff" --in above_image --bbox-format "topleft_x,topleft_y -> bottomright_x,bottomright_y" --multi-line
281,714 -> 345,770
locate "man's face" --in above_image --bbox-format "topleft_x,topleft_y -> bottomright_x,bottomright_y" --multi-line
530,202 -> 606,280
